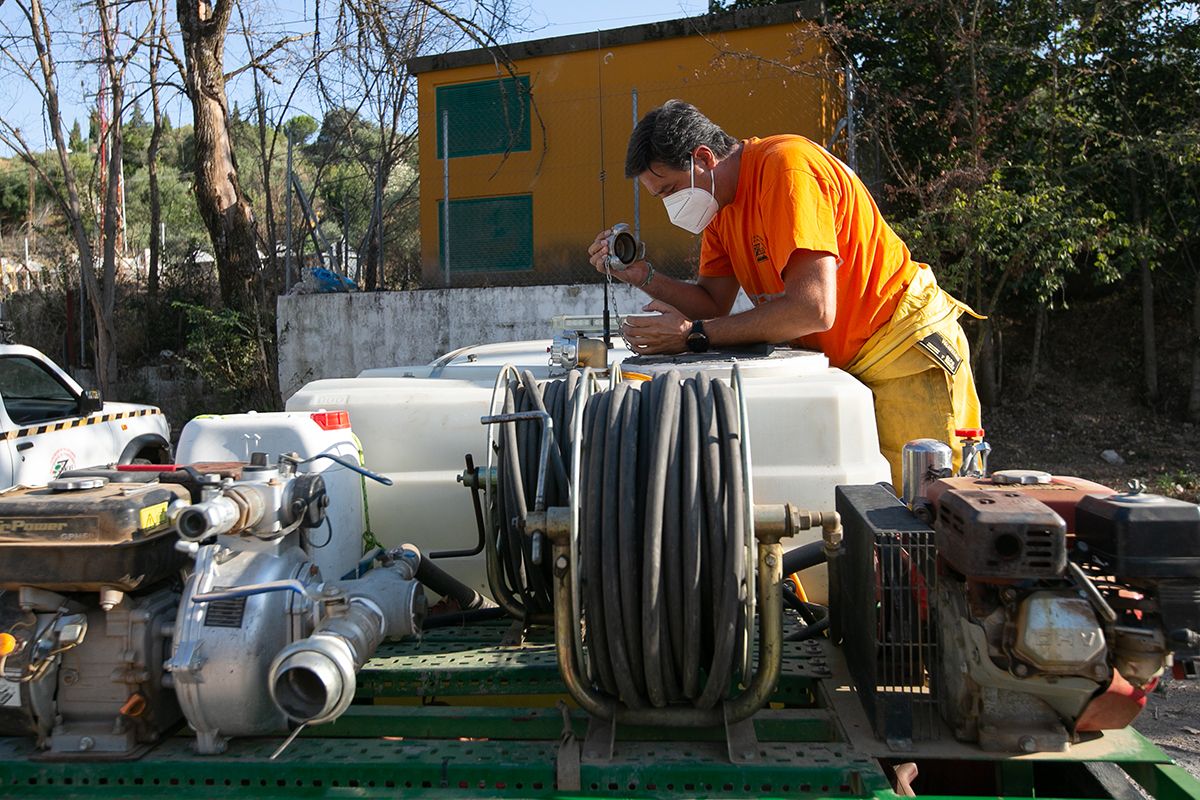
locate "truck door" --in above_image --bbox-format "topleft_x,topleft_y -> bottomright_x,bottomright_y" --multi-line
0,355 -> 117,486
0,415 -> 13,488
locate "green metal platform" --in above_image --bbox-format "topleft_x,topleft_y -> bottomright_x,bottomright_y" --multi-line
0,621 -> 1197,799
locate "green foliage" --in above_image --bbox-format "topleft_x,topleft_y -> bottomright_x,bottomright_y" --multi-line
171,301 -> 272,412
899,172 -> 1123,310
317,161 -> 373,239
68,120 -> 85,153
283,115 -> 319,146
308,108 -> 364,163
0,164 -> 27,226
123,101 -> 152,170
123,158 -> 206,254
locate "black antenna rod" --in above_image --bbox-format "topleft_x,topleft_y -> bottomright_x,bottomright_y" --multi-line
597,30 -> 612,350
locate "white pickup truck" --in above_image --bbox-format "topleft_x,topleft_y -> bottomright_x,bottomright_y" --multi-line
0,344 -> 172,487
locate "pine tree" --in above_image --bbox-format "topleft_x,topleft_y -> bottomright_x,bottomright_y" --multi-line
68,119 -> 84,152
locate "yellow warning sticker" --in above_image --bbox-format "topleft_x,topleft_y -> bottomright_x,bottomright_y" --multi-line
139,502 -> 169,530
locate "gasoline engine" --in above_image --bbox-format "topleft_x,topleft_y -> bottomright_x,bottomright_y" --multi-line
834,439 -> 1200,754
0,475 -> 190,757
0,454 -> 426,758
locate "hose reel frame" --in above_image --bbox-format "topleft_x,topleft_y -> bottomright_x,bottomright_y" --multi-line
483,361 -> 840,735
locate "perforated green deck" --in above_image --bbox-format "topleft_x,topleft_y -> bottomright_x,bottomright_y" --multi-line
0,622 -> 1196,800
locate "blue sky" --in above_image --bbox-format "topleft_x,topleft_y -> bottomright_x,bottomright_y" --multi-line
517,0 -> 707,40
0,0 -> 709,157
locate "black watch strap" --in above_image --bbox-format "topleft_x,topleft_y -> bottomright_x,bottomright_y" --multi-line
686,319 -> 710,353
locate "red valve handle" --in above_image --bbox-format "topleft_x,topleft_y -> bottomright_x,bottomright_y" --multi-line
955,428 -> 985,439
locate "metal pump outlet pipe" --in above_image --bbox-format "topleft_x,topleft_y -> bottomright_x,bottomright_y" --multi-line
174,486 -> 267,541
268,561 -> 426,725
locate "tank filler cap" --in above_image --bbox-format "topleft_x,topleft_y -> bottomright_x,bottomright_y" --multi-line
1109,491 -> 1174,505
992,469 -> 1053,485
48,476 -> 109,492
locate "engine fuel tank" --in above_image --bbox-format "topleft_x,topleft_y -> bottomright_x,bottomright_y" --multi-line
928,472 -> 1113,533
0,481 -> 191,591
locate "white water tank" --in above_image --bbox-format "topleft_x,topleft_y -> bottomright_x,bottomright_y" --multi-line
176,411 -> 366,580
286,345 -> 890,603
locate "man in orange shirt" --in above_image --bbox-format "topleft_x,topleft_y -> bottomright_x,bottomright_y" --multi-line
587,100 -> 981,486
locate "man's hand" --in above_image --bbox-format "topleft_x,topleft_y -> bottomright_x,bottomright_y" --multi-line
620,300 -> 691,355
587,229 -> 650,287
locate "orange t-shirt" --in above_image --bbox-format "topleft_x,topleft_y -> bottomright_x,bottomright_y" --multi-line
700,135 -> 925,369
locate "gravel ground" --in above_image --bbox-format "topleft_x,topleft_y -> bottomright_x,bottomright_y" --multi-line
1133,678 -> 1200,780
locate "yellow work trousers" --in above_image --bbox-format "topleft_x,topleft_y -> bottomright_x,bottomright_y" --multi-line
844,268 -> 983,489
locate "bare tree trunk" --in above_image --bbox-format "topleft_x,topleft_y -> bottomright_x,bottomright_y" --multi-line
1190,267 -> 1200,422
976,320 -> 1000,408
177,0 -> 278,408
177,0 -> 262,315
17,0 -> 114,394
1023,305 -> 1045,400
1130,170 -> 1158,404
147,3 -> 165,298
1140,260 -> 1158,405
98,61 -> 122,387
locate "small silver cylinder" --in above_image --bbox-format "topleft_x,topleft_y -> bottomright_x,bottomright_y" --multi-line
901,438 -> 953,507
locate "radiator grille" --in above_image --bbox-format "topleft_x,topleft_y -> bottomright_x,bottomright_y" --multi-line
834,485 -> 940,748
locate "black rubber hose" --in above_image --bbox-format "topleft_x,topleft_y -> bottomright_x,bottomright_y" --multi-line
641,372 -> 680,708
495,371 -> 750,713
600,383 -> 641,707
519,370 -> 569,498
403,544 -> 496,611
662,375 -> 685,698
583,389 -> 617,695
782,541 -> 827,576
422,606 -> 509,629
516,385 -> 550,609
679,377 -> 702,700
697,379 -> 745,710
694,372 -> 723,694
785,617 -> 830,642
491,370 -> 584,619
498,386 -> 528,605
782,583 -> 812,618
616,383 -> 646,701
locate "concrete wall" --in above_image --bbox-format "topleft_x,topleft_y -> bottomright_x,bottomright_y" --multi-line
277,284 -> 647,399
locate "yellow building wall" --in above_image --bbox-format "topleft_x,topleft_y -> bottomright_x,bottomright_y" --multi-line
416,21 -> 841,285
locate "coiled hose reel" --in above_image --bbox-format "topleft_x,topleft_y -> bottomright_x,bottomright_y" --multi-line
482,367 -> 586,623
482,365 -> 841,728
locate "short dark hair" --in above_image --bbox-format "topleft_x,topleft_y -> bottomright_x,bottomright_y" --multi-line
624,100 -> 738,178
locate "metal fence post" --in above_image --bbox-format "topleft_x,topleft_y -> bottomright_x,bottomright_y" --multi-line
442,108 -> 451,287
632,87 -> 639,240
845,64 -> 857,172
285,130 -> 293,292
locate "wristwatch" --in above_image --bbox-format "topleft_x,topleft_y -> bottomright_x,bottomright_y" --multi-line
686,320 -> 710,353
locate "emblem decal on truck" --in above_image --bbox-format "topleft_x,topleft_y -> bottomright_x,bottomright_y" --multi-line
51,448 -> 76,477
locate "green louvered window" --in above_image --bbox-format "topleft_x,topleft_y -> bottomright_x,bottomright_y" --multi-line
435,76 -> 531,158
438,195 -> 533,272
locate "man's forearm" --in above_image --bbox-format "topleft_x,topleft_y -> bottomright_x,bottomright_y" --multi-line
640,271 -> 724,319
704,295 -> 825,347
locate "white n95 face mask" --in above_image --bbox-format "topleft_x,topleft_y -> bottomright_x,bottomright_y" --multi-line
662,158 -> 719,234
